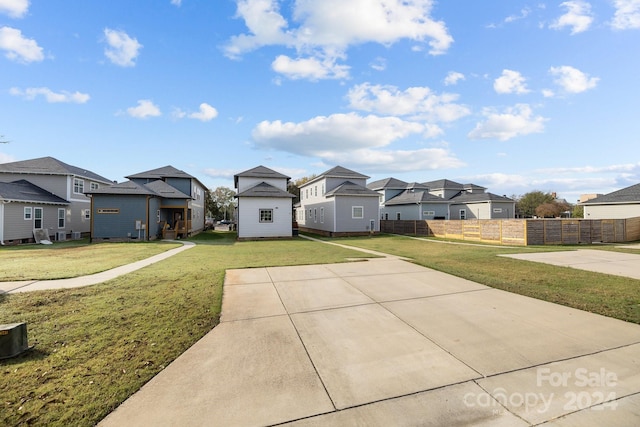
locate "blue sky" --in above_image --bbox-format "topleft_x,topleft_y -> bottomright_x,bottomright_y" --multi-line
1,0 -> 639,203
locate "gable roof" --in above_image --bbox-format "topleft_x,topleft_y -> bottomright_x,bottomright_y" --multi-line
0,179 -> 69,205
581,183 -> 640,205
85,179 -> 191,198
235,181 -> 295,198
367,177 -> 409,190
0,156 -> 112,183
385,189 -> 448,205
234,165 -> 290,188
325,181 -> 379,198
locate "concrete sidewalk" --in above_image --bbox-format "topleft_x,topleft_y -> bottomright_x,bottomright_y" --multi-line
100,254 -> 640,426
0,241 -> 195,294
501,249 -> 640,280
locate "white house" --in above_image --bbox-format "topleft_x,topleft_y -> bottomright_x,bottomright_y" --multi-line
582,183 -> 640,219
234,166 -> 296,239
296,166 -> 380,236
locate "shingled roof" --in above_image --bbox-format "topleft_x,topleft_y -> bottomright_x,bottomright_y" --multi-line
325,181 -> 380,197
0,156 -> 112,183
581,183 -> 640,204
0,180 -> 69,205
235,181 -> 295,198
85,179 -> 191,198
234,166 -> 290,188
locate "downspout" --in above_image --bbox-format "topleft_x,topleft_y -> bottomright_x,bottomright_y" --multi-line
0,200 -> 5,245
89,194 -> 94,243
146,196 -> 151,241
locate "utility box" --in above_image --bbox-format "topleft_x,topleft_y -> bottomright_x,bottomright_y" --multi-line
0,323 -> 30,359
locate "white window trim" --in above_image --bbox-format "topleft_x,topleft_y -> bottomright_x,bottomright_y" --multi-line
24,206 -> 32,220
58,208 -> 65,229
459,209 -> 467,220
352,206 -> 364,219
84,209 -> 91,220
73,178 -> 85,194
34,207 -> 43,229
320,207 -> 324,223
259,208 -> 273,223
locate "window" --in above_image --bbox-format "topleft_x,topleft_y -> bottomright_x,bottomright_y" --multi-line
396,212 -> 401,220
259,209 -> 273,223
24,207 -> 32,220
157,209 -> 161,223
321,184 -> 324,194
98,208 -> 120,214
423,210 -> 435,216
320,207 -> 324,223
314,208 -> 317,222
352,206 -> 364,219
90,182 -> 99,191
58,208 -> 65,228
459,209 -> 467,220
34,207 -> 43,229
74,178 -> 84,194
84,209 -> 91,220
384,213 -> 389,220
314,186 -> 317,197
493,208 -> 503,213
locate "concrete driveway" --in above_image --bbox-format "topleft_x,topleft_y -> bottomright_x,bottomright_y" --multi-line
100,254 -> 640,426
501,248 -> 640,280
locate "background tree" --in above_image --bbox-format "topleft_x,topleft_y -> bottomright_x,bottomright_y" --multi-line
208,186 -> 235,220
572,204 -> 584,218
535,200 -> 570,218
516,191 -> 555,217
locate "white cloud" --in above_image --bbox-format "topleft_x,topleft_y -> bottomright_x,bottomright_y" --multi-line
319,147 -> 465,173
126,99 -> 161,119
203,168 -> 237,179
550,1 -> 594,34
444,71 -> 465,86
225,0 -> 453,80
0,152 -> 17,163
468,104 -> 547,141
171,0 -> 182,6
103,28 -> 142,67
370,57 -> 386,71
9,87 -> 90,103
272,54 -> 350,80
611,0 -> 640,29
549,65 -> 598,93
189,103 -> 218,122
505,8 -> 531,23
252,112 -> 424,154
0,0 -> 29,18
493,69 -> 530,94
0,26 -> 43,63
347,83 -> 470,123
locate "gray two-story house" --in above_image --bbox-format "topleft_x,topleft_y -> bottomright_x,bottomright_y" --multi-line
296,166 -> 380,236
0,157 -> 113,244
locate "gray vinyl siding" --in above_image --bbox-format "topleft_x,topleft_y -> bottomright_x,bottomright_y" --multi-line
165,177 -> 191,196
2,202 -> 66,241
92,195 -> 151,240
0,174 -> 68,198
300,200 -> 334,233
584,204 -> 640,219
148,197 -> 162,239
334,196 -> 379,232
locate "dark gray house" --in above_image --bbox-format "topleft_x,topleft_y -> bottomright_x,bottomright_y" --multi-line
86,166 -> 207,241
0,157 -> 113,243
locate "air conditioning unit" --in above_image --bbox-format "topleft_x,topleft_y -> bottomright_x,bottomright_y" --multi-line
56,231 -> 66,241
71,231 -> 81,239
0,323 -> 30,359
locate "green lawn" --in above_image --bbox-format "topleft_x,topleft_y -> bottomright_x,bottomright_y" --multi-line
1,232 -> 639,426
0,232 -> 370,427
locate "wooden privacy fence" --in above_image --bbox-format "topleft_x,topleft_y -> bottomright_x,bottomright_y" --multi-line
380,217 -> 640,246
